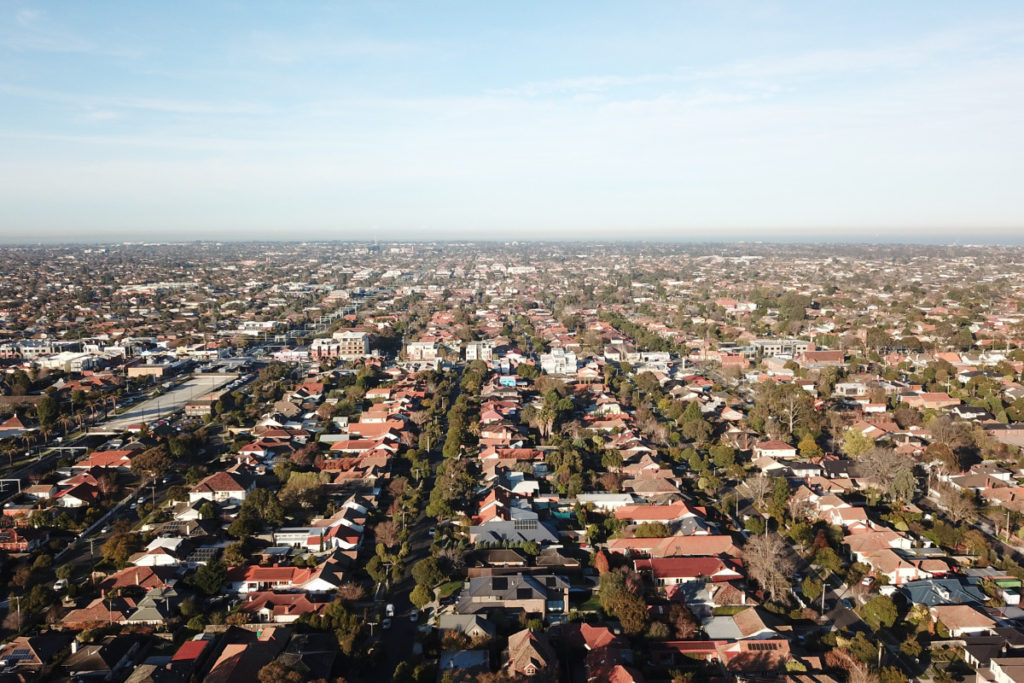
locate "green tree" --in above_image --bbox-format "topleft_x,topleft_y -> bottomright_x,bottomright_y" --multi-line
191,561 -> 226,595
801,576 -> 823,603
101,532 -> 141,569
861,595 -> 898,630
634,522 -> 672,538
239,488 -> 285,526
798,435 -> 823,459
36,395 -> 60,429
410,583 -> 433,608
710,444 -> 736,469
411,558 -> 445,588
814,547 -> 843,574
426,459 -> 475,519
842,428 -> 874,458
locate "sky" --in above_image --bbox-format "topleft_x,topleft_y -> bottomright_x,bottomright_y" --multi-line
1,1 -> 1024,244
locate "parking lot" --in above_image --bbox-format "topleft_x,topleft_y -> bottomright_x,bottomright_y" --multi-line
103,373 -> 237,430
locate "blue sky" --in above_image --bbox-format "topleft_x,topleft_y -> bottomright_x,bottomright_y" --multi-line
1,1 -> 1023,243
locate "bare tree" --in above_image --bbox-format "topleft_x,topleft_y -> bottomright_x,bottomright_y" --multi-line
861,447 -> 914,496
741,475 -> 773,511
936,483 -> 977,524
743,533 -> 795,603
375,520 -> 400,548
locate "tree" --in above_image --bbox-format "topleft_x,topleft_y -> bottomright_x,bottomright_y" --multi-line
192,561 -> 226,595
926,442 -> 962,474
410,583 -> 433,608
861,448 -> 915,501
936,483 -> 977,523
814,547 -> 843,574
798,435 -> 823,459
633,522 -> 671,538
366,556 -> 387,584
258,659 -> 306,683
861,595 -> 898,630
743,533 -> 795,603
130,445 -> 173,479
801,576 -> 823,602
609,590 -> 649,635
280,471 -> 324,510
239,488 -> 285,526
35,395 -> 60,430
602,450 -> 624,470
101,532 -> 140,569
198,502 -> 217,520
668,602 -> 699,639
426,458 -> 475,519
412,558 -> 445,588
710,444 -> 736,469
842,428 -> 874,458
376,520 -> 401,548
742,475 -> 773,510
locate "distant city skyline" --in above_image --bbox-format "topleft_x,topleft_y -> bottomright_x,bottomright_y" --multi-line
2,1 -> 1023,242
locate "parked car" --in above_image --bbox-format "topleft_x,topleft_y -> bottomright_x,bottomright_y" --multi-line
385,603 -> 395,618
381,618 -> 392,630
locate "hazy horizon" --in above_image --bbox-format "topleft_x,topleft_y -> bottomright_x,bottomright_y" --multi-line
2,1 -> 1023,241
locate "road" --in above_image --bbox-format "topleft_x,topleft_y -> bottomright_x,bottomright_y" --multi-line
368,483 -> 437,681
102,373 -> 236,430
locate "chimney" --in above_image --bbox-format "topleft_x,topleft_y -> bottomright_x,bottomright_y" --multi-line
71,640 -> 78,654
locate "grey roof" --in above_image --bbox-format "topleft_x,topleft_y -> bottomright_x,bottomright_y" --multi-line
439,650 -> 490,672
703,615 -> 744,640
898,578 -> 987,606
469,519 -> 559,545
456,573 -> 569,614
438,614 -> 497,637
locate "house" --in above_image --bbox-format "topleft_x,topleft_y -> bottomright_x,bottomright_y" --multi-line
635,557 -> 744,586
575,493 -> 636,510
0,634 -> 74,674
505,629 -> 557,678
704,607 -> 777,640
438,614 -> 497,641
456,574 -> 571,617
62,635 -> 145,681
188,470 -> 254,505
898,578 -> 988,607
126,587 -> 181,625
97,566 -> 178,594
605,535 -> 740,559
901,392 -> 961,410
931,604 -> 996,637
226,555 -> 347,594
613,501 -> 705,525
753,440 -> 798,459
74,449 -> 137,470
236,591 -> 333,623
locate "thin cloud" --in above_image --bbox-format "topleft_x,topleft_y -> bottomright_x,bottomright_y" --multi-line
0,83 -> 274,117
244,30 -> 416,64
0,7 -> 142,56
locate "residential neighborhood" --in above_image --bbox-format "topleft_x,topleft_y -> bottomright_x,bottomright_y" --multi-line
2,241 -> 1024,682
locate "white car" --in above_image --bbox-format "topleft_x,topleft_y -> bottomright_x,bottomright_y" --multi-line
385,603 -> 395,618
